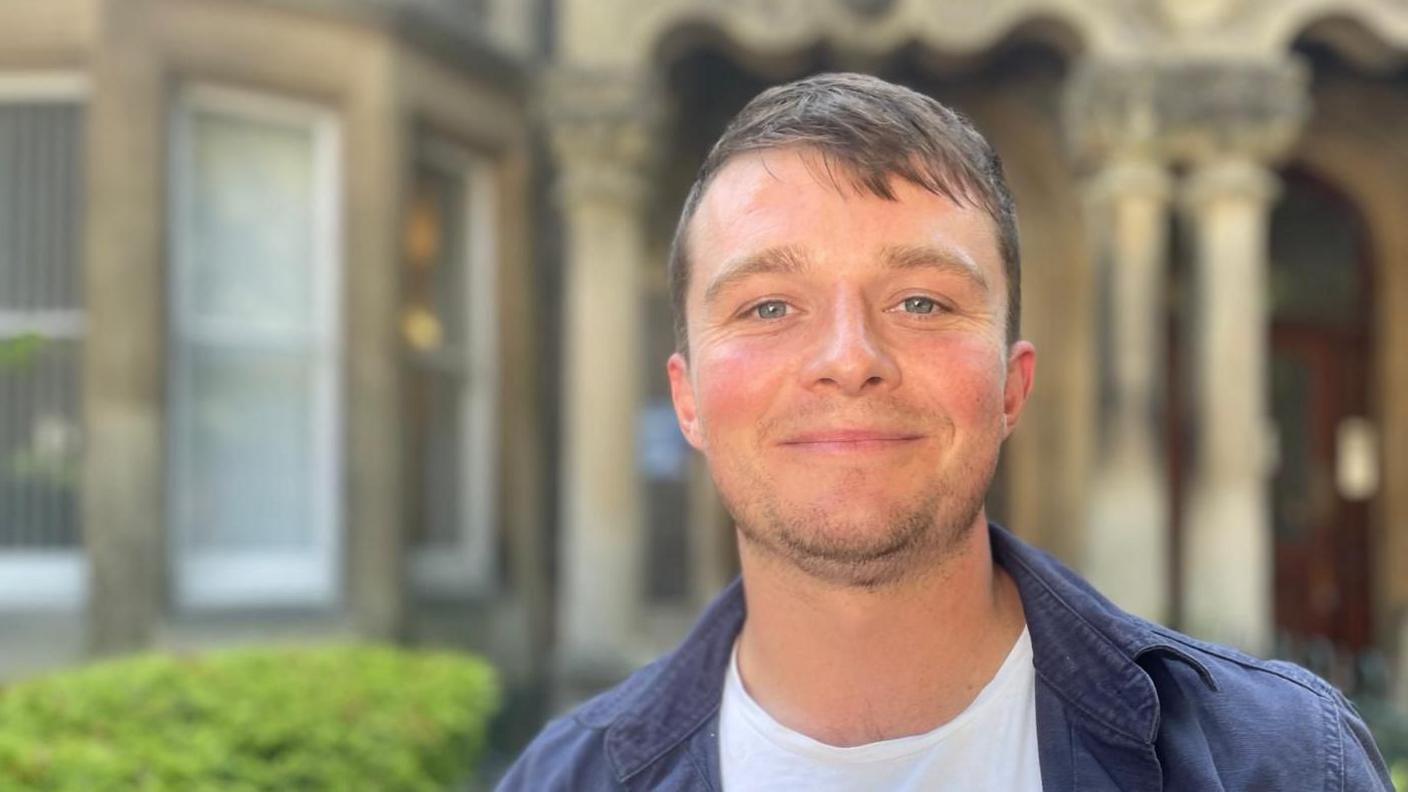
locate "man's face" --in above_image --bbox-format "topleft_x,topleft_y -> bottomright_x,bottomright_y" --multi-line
667,147 -> 1036,587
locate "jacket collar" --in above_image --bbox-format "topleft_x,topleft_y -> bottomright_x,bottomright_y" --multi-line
594,578 -> 744,784
989,524 -> 1214,744
599,522 -> 1214,784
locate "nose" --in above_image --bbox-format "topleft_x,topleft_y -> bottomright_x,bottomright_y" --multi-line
801,294 -> 900,396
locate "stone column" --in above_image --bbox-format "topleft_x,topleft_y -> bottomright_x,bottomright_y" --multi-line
1065,58 -> 1307,650
1175,60 -> 1307,655
345,45 -> 408,642
84,0 -> 165,655
543,69 -> 661,695
1082,159 -> 1174,623
1179,158 -> 1282,653
1063,62 -> 1178,623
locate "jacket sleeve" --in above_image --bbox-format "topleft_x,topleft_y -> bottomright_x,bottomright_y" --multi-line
1334,691 -> 1394,792
494,715 -> 620,792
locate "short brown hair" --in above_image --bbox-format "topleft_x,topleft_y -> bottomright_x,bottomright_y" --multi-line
668,72 -> 1020,354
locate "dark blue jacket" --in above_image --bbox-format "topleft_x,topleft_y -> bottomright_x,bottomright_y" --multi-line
499,524 -> 1392,790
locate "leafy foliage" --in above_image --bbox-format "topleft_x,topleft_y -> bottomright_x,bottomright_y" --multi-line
1357,694 -> 1408,792
0,645 -> 498,791
0,335 -> 44,371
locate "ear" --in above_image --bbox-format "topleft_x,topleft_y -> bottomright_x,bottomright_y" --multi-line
1001,340 -> 1036,438
667,352 -> 706,450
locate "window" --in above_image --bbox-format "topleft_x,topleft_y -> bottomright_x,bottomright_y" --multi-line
402,138 -> 498,597
167,85 -> 341,609
0,74 -> 87,609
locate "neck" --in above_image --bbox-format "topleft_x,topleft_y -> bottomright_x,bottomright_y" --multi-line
734,516 -> 1025,747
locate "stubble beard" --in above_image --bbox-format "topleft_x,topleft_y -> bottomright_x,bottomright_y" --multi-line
720,443 -> 1000,590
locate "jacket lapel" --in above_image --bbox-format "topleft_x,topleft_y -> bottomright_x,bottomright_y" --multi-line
994,525 -> 1169,791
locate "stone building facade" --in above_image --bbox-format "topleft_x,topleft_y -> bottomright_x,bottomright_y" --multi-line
0,0 -> 551,696
1,0 -> 1407,750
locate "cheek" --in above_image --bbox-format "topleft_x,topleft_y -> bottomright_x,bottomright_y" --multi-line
693,342 -> 792,437
905,337 -> 1007,422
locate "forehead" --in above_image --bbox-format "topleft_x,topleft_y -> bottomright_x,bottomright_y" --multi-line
686,148 -> 1001,291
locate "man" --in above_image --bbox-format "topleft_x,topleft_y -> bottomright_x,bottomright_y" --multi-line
500,73 -> 1392,790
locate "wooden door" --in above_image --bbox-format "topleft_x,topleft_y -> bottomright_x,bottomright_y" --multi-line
1270,324 -> 1373,651
1266,170 -> 1376,655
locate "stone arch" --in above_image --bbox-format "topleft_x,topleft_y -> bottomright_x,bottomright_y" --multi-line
560,0 -> 1120,70
648,8 -> 1091,75
1291,12 -> 1408,72
1288,61 -> 1408,655
1256,0 -> 1408,62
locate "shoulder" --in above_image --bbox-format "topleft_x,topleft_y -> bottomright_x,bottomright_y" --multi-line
492,690 -> 623,791
498,581 -> 745,791
1138,626 -> 1392,790
494,711 -> 608,792
991,524 -> 1390,789
494,658 -> 671,792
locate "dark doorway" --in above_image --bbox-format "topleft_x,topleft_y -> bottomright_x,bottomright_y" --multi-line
1268,170 -> 1376,655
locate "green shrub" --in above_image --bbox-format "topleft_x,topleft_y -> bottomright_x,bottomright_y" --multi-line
0,334 -> 44,371
1357,693 -> 1408,792
0,645 -> 498,791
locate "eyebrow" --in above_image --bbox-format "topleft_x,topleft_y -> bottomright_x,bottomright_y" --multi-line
879,243 -> 990,293
702,245 -> 810,306
702,242 -> 989,306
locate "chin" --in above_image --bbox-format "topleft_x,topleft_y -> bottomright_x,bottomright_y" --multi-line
723,464 -> 993,587
778,463 -> 921,495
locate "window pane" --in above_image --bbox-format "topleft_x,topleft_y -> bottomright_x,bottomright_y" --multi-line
403,162 -> 467,355
0,98 -> 84,558
186,109 -> 315,329
0,103 -> 84,311
401,146 -> 500,596
0,338 -> 81,548
404,366 -> 461,547
404,158 -> 468,552
180,347 -> 316,552
169,93 -> 338,609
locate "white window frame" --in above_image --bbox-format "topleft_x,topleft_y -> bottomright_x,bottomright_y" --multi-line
166,83 -> 343,610
0,72 -> 90,610
408,138 -> 500,598
0,73 -> 89,104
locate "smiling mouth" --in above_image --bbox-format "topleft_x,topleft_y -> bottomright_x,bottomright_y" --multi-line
777,432 -> 926,453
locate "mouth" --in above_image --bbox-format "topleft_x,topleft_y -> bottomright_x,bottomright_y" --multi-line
777,430 -> 926,454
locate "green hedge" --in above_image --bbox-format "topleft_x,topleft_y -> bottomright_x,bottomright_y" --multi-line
0,645 -> 498,791
1360,696 -> 1408,792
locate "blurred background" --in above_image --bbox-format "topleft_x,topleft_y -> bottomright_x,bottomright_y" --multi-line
1,0 -> 1407,784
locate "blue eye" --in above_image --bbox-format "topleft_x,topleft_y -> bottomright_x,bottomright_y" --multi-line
754,301 -> 788,319
902,296 -> 939,314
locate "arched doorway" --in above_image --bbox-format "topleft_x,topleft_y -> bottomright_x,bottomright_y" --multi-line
1268,169 -> 1377,662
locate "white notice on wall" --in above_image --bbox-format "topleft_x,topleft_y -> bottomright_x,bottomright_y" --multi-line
1335,416 -> 1379,502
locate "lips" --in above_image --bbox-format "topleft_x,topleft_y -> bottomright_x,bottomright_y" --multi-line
777,429 -> 925,453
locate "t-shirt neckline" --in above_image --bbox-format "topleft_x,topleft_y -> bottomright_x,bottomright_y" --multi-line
724,625 -> 1034,764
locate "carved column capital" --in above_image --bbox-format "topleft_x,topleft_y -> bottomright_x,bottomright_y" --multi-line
1180,157 -> 1281,213
1064,56 -> 1311,168
1155,0 -> 1236,36
1083,157 -> 1173,211
539,68 -> 666,210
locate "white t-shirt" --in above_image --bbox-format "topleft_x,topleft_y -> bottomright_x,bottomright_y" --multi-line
719,627 -> 1043,791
